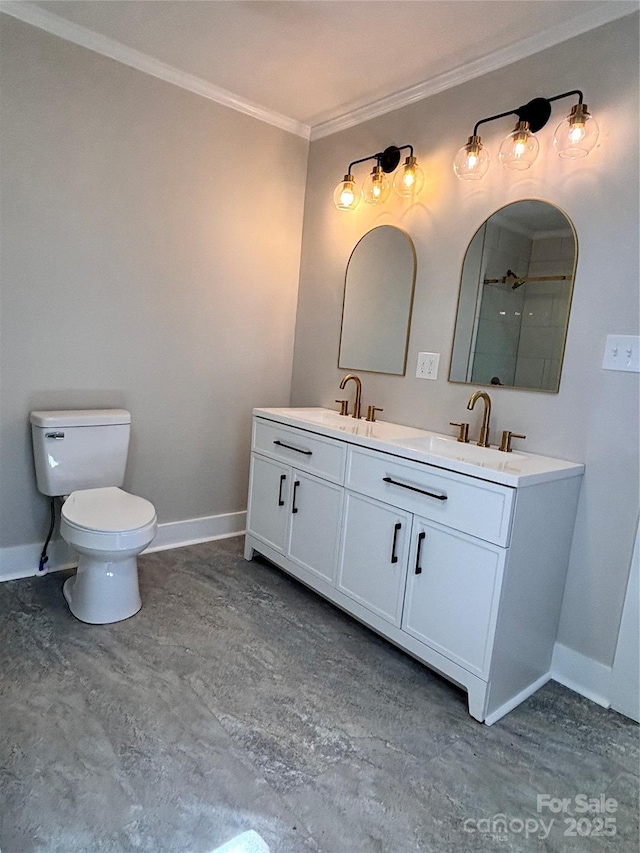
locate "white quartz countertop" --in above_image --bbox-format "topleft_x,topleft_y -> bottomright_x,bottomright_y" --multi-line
253,407 -> 585,488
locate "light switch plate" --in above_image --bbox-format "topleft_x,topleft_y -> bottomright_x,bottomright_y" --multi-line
602,335 -> 640,372
416,351 -> 439,380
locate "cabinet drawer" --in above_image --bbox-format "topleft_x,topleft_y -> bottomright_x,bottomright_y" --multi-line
346,447 -> 514,546
253,418 -> 346,484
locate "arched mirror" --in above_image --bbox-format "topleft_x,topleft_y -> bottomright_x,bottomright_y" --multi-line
449,200 -> 577,392
338,225 -> 416,375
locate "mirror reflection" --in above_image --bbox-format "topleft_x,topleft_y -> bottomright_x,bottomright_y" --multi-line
449,200 -> 577,392
339,225 -> 416,375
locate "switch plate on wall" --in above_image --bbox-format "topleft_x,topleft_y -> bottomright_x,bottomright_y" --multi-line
602,335 -> 640,372
416,352 -> 439,380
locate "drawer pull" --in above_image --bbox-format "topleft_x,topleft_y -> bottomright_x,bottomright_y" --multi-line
292,480 -> 300,514
382,476 -> 448,501
391,522 -> 402,564
277,473 -> 286,507
415,531 -> 426,574
273,440 -> 313,456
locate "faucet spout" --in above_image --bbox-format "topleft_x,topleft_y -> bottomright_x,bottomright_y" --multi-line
339,374 -> 362,419
467,390 -> 492,447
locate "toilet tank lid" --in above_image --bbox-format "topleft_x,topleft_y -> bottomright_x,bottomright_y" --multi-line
30,409 -> 131,428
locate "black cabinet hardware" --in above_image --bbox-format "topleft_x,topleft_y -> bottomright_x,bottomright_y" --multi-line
278,474 -> 286,507
273,440 -> 312,456
292,480 -> 300,513
391,522 -> 402,563
382,476 -> 447,501
415,531 -> 426,574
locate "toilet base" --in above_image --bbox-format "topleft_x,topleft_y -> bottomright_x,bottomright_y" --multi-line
63,554 -> 142,624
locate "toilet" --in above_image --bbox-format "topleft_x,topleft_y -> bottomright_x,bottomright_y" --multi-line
30,409 -> 157,624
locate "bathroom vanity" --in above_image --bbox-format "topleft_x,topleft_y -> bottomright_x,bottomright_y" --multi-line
244,408 -> 583,724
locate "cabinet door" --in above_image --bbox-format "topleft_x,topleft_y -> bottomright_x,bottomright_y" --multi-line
246,454 -> 290,553
402,518 -> 504,678
337,492 -> 411,626
288,471 -> 344,584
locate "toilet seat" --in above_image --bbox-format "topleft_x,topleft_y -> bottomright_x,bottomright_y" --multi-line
62,486 -> 156,533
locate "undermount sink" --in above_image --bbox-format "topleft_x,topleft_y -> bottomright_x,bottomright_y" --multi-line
389,434 -> 525,466
282,408 -> 426,440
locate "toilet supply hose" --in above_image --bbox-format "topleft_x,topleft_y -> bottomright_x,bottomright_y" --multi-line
38,498 -> 56,574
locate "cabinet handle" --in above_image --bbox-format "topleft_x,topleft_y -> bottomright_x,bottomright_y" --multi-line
273,440 -> 312,456
292,480 -> 300,514
277,473 -> 286,507
415,531 -> 426,574
382,476 -> 448,501
391,522 -> 402,564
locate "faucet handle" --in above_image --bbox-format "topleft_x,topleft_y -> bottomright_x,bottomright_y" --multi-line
499,431 -> 526,453
335,399 -> 350,417
366,405 -> 384,423
449,421 -> 470,443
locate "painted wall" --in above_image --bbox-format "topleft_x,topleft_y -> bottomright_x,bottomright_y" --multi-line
0,17 -> 308,562
291,15 -> 639,669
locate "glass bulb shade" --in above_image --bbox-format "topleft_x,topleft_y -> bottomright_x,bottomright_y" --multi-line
553,105 -> 599,159
333,174 -> 360,211
361,166 -> 390,204
393,156 -> 425,198
453,136 -> 490,181
498,121 -> 539,171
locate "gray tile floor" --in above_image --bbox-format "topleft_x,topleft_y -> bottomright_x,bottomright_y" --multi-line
1,537 -> 638,853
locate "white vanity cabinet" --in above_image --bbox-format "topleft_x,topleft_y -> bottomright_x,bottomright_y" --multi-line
246,419 -> 345,585
245,408 -> 584,725
402,518 -> 505,679
338,492 -> 412,626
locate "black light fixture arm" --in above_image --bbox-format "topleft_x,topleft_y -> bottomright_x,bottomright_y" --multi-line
347,143 -> 414,176
473,108 -> 520,137
472,90 -> 585,137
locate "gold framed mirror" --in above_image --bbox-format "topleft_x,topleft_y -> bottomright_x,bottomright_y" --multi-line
338,225 -> 416,375
449,200 -> 577,392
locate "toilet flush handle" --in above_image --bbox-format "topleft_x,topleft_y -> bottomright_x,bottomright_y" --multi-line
46,432 -> 65,439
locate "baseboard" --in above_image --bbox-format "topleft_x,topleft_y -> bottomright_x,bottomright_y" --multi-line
144,511 -> 246,553
551,641 -> 612,709
0,539 -> 78,581
0,511 -> 246,582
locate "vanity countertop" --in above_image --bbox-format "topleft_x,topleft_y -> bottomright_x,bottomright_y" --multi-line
253,407 -> 584,488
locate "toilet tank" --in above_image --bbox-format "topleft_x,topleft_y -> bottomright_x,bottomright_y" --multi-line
30,409 -> 132,496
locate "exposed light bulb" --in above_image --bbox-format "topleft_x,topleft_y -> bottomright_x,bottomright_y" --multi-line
498,121 -> 539,171
393,155 -> 425,198
333,174 -> 360,211
341,186 -> 355,206
569,124 -> 586,145
453,135 -> 489,181
362,164 -> 390,204
553,103 -> 599,159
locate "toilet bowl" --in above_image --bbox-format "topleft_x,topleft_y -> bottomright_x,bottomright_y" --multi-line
60,486 -> 157,624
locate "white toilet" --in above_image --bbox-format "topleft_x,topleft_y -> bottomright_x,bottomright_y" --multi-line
30,409 -> 157,624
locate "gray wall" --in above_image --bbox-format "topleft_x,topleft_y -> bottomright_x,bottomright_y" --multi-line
0,16 -> 308,549
291,15 -> 639,668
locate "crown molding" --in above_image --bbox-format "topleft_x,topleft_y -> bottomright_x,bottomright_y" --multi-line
0,1 -> 311,140
2,0 -> 635,144
310,1 -> 639,140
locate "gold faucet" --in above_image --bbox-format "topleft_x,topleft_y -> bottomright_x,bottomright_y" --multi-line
339,374 -> 362,419
467,390 -> 492,447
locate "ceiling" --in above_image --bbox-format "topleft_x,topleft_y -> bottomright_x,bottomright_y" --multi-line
6,0 -> 638,137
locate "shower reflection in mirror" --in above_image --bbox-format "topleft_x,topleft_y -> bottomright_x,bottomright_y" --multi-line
449,200 -> 577,393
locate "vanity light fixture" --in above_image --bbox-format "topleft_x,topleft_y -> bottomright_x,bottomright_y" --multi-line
333,145 -> 424,210
454,90 -> 598,181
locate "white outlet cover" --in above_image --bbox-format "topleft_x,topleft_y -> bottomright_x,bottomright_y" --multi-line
417,351 -> 440,380
602,335 -> 640,372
